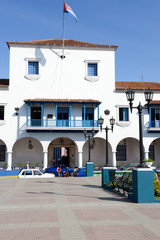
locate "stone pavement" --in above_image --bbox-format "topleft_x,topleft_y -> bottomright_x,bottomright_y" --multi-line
0,176 -> 160,240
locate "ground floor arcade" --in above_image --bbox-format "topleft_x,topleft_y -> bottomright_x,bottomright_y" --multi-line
0,136 -> 160,170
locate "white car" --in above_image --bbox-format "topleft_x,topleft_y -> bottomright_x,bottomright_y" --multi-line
18,169 -> 55,178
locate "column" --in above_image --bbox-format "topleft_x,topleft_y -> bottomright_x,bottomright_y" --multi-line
78,151 -> 83,168
26,103 -> 29,127
43,151 -> 48,170
83,103 -> 86,127
41,103 -> 43,126
144,151 -> 149,160
70,103 -> 72,127
112,151 -> 117,168
7,151 -> 13,170
56,103 -> 58,127
97,105 -> 99,127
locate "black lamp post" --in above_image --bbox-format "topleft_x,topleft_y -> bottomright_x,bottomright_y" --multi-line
125,88 -> 153,167
98,115 -> 115,166
84,128 -> 95,162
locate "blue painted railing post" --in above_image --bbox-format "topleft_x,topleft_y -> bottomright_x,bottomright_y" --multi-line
56,103 -> 57,127
86,162 -> 94,177
97,105 -> 99,127
41,103 -> 43,126
84,103 -> 86,127
70,103 -> 72,127
128,168 -> 155,203
149,106 -> 151,128
26,103 -> 29,127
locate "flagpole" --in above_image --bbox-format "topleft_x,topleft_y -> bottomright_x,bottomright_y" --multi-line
61,0 -> 65,59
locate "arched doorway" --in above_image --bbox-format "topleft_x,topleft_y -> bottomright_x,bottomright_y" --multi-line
149,139 -> 160,167
0,139 -> 7,168
12,137 -> 43,168
48,138 -> 78,168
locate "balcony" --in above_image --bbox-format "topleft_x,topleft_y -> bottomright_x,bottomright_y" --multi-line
24,98 -> 101,132
148,120 -> 160,132
26,119 -> 99,132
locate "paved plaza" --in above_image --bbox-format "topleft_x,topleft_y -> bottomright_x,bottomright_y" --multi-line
0,176 -> 160,240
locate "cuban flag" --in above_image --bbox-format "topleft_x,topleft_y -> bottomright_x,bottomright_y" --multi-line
64,2 -> 78,22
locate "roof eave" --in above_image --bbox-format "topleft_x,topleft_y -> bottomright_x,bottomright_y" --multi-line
6,40 -> 118,51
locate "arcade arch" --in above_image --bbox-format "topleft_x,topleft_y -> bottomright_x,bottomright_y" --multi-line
48,137 -> 78,168
12,137 -> 43,168
116,137 -> 140,167
82,137 -> 112,167
149,138 -> 160,167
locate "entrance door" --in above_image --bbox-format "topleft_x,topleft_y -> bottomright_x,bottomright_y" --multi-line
82,107 -> 94,127
57,107 -> 69,126
62,147 -> 69,167
31,107 -> 41,126
53,147 -> 70,166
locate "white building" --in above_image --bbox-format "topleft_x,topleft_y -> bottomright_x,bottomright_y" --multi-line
0,39 -> 160,170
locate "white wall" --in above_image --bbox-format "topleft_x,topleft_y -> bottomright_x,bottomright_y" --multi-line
0,42 -> 160,167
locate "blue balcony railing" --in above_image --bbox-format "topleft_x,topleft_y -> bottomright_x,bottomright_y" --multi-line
27,119 -> 99,128
150,121 -> 160,128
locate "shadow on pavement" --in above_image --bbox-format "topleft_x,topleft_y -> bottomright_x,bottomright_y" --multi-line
25,191 -> 128,203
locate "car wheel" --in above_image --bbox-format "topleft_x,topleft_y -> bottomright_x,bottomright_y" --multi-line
70,171 -> 74,177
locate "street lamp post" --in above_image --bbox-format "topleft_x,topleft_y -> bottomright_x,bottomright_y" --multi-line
84,128 -> 95,162
125,88 -> 153,167
98,115 -> 115,166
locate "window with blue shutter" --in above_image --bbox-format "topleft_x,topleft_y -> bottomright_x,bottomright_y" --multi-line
82,108 -> 94,120
88,63 -> 97,76
119,108 -> 129,121
28,61 -> 39,74
57,107 -> 69,126
82,107 -> 94,127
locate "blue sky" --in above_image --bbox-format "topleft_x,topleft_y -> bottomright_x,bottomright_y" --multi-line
0,0 -> 160,82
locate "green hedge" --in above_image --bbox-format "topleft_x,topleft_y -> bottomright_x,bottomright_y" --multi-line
154,180 -> 160,197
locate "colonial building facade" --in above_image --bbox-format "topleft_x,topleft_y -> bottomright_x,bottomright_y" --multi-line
0,39 -> 160,170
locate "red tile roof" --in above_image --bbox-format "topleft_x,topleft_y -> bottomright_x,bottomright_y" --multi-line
115,81 -> 160,90
24,99 -> 101,104
7,39 -> 118,50
150,101 -> 160,104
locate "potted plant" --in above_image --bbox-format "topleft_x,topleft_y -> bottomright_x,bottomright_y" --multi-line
144,159 -> 153,167
35,162 -> 41,169
3,163 -> 7,169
